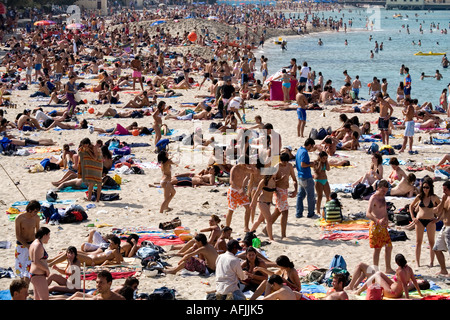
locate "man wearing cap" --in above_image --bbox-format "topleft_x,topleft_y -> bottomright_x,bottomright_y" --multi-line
215,239 -> 247,300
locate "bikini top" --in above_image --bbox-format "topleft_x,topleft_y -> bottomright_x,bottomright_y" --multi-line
262,186 -> 276,193
419,198 -> 435,208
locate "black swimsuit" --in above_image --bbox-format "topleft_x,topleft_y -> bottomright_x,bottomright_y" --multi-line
418,198 -> 436,228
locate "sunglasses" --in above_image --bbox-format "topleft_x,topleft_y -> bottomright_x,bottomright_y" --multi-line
422,186 -> 430,189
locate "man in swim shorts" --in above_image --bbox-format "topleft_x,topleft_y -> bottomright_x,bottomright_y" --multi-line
131,56 -> 144,91
399,98 -> 415,153
226,157 -> 258,232
14,200 -> 41,281
377,92 -> 394,145
366,180 -> 394,274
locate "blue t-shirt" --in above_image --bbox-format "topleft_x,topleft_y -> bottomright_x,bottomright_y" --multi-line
295,146 -> 312,179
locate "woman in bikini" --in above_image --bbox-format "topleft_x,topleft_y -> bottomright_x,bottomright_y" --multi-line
47,246 -> 81,294
250,255 -> 301,300
387,157 -> 407,185
29,227 -> 51,300
153,100 -> 165,149
313,151 -> 331,218
156,150 -> 176,213
250,174 -> 277,241
356,253 -> 423,299
48,236 -> 123,268
241,246 -> 268,292
352,153 -> 383,188
281,69 -> 291,103
409,178 -> 440,267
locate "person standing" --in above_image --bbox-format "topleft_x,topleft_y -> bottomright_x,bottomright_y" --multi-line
29,227 -> 51,300
77,138 -> 103,202
403,67 -> 412,99
65,75 -> 78,117
352,75 -> 361,99
433,180 -> 450,276
366,179 -> 394,274
295,138 -> 317,219
376,92 -> 394,146
214,240 -> 247,300
296,85 -> 308,138
14,200 -> 41,283
130,55 -> 144,91
399,98 -> 415,153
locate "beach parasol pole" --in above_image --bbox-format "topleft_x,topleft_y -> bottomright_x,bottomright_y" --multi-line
0,163 -> 27,201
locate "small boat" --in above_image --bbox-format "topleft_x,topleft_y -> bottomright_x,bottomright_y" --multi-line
393,14 -> 403,18
414,51 -> 447,56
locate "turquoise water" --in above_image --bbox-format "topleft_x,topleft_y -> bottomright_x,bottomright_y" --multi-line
256,8 -> 449,104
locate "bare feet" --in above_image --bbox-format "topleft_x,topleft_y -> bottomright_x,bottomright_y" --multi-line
385,268 -> 396,274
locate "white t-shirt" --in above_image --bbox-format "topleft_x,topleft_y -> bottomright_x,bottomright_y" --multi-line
300,66 -> 310,79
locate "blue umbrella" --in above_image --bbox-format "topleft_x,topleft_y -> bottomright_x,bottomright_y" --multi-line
151,20 -> 166,26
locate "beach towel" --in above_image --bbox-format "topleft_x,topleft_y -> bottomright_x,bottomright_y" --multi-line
78,150 -> 103,185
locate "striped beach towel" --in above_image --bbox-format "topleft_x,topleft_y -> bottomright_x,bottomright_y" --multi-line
78,150 -> 103,185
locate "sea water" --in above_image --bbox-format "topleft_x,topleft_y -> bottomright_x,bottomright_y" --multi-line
256,8 -> 449,105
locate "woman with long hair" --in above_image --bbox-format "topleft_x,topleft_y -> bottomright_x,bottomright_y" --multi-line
250,173 -> 277,241
29,227 -> 51,300
157,150 -> 176,213
47,246 -> 81,294
409,178 -> 440,267
241,247 -> 267,292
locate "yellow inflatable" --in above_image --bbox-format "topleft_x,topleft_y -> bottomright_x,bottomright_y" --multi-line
414,51 -> 446,56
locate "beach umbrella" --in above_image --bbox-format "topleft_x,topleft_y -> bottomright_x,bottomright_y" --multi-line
66,23 -> 85,30
34,20 -> 56,26
151,20 -> 166,26
0,3 -> 5,15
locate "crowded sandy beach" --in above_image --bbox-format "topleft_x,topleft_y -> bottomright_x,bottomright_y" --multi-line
0,1 -> 449,304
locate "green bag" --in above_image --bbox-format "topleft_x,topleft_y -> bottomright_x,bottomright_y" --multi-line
252,237 -> 261,249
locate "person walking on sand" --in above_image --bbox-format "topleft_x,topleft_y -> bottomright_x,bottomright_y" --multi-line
130,56 -> 144,91
399,98 -> 415,154
366,179 -> 394,274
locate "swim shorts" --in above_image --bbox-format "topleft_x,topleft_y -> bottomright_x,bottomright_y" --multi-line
369,221 -> 392,249
299,77 -> 307,83
185,257 -> 208,274
227,187 -> 250,211
433,226 -> 450,252
297,108 -> 307,121
132,70 -> 142,78
378,117 -> 389,131
15,244 -> 31,279
241,73 -> 249,84
275,188 -> 289,212
403,87 -> 411,96
404,120 -> 415,137
34,63 -> 42,71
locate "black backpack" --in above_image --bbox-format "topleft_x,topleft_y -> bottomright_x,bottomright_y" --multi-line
351,183 -> 367,200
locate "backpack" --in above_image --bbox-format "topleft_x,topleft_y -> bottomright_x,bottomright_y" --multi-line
317,127 -> 327,140
389,229 -> 408,242
148,287 -> 176,300
351,183 -> 367,200
367,142 -> 379,154
329,254 -> 347,270
309,128 -> 318,140
102,175 -> 119,189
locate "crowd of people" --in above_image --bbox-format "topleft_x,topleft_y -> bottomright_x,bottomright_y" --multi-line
1,2 -> 450,303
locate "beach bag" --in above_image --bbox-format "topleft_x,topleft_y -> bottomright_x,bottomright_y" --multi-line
113,146 -> 131,156
351,183 -> 367,200
243,231 -> 257,245
102,175 -> 119,189
309,128 -> 318,140
366,283 -> 383,300
112,174 -> 122,185
329,255 -> 347,270
41,203 -> 57,223
380,145 -> 395,155
389,229 -> 408,242
367,142 -> 379,155
305,268 -> 327,284
317,127 -> 327,140
148,287 -> 176,300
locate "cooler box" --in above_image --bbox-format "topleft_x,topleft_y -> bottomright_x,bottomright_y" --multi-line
270,80 -> 298,101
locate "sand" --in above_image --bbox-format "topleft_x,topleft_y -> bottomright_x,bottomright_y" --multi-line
0,18 -> 449,301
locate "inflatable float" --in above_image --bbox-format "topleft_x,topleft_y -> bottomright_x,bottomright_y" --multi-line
414,51 -> 446,56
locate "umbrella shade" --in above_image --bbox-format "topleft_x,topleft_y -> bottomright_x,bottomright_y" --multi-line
34,20 -> 56,26
66,23 -> 85,30
151,20 -> 166,26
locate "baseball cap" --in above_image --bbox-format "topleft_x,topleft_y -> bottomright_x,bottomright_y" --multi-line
227,239 -> 242,251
